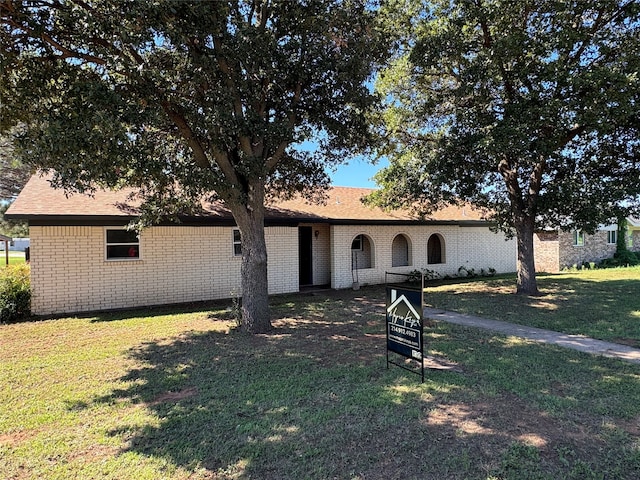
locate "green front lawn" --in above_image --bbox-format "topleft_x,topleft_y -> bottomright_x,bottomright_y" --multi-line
1,269 -> 639,479
423,266 -> 640,345
0,250 -> 26,267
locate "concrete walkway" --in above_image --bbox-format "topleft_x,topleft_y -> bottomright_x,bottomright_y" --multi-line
424,307 -> 640,365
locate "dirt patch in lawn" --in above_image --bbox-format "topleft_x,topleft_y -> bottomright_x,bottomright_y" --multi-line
147,386 -> 199,406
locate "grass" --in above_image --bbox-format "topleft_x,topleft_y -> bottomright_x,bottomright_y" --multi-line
422,265 -> 640,344
0,250 -> 26,267
1,268 -> 640,479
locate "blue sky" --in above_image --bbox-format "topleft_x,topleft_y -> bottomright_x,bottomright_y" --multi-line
326,157 -> 389,188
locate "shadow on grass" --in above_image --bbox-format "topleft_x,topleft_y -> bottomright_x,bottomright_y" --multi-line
85,286 -> 640,479
85,298 -> 235,323
424,275 -> 640,343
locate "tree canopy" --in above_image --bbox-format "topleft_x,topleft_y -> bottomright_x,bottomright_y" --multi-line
369,0 -> 640,294
0,0 -> 387,331
0,129 -> 30,200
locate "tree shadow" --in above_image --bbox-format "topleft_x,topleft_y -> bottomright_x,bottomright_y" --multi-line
82,285 -> 640,478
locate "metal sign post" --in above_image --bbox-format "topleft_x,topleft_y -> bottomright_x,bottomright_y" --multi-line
385,272 -> 424,382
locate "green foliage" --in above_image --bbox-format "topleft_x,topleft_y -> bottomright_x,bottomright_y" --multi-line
373,0 -> 640,231
1,1 -> 387,205
406,266 -> 496,283
597,219 -> 640,268
0,129 -> 31,200
0,263 -> 30,323
370,0 -> 640,294
458,266 -> 477,278
0,0 -> 389,332
598,251 -> 640,268
0,202 -> 28,237
616,218 -> 629,255
406,268 -> 442,283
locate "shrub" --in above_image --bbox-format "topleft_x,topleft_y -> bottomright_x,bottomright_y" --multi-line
458,266 -> 477,278
598,251 -> 640,268
406,268 -> 442,284
0,264 -> 31,323
614,250 -> 640,266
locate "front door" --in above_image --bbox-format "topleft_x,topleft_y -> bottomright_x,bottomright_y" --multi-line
299,226 -> 313,286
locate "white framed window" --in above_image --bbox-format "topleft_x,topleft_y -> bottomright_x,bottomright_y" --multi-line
607,230 -> 617,244
573,230 -> 585,247
232,229 -> 242,256
105,228 -> 140,260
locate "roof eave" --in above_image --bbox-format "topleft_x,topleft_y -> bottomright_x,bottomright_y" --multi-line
18,213 -> 493,228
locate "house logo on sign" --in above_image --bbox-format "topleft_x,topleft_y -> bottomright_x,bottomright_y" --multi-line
387,291 -> 421,328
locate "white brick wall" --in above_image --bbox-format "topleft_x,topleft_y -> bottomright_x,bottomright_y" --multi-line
306,223 -> 331,286
29,223 -> 515,315
29,225 -> 298,315
330,224 -> 516,289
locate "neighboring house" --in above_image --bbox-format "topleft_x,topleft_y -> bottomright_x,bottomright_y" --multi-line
534,219 -> 640,273
6,175 -> 517,316
0,237 -> 30,251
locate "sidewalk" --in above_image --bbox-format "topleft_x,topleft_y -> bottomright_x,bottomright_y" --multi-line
424,307 -> 640,365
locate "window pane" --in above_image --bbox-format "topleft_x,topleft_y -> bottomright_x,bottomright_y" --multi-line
107,229 -> 138,243
573,230 -> 584,246
233,229 -> 242,255
107,245 -> 139,259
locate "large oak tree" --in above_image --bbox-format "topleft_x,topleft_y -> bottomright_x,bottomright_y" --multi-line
369,0 -> 640,294
0,0 -> 387,331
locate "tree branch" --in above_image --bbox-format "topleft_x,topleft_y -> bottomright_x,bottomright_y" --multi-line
212,34 -> 253,157
265,82 -> 302,171
160,101 -> 211,169
476,2 -> 517,102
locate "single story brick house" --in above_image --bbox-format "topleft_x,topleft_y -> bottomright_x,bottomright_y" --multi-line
534,218 -> 640,272
7,175 -> 517,316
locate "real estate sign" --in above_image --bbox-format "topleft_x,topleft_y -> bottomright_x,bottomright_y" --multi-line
386,286 -> 423,362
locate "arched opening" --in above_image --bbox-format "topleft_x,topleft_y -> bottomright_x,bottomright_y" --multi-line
427,234 -> 445,264
351,234 -> 374,269
392,234 -> 411,267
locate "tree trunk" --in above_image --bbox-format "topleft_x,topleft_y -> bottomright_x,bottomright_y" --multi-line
514,217 -> 539,295
229,181 -> 273,333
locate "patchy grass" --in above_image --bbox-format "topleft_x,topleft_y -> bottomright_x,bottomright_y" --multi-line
2,284 -> 640,479
423,266 -> 640,345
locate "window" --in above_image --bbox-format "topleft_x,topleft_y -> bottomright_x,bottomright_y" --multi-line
233,229 -> 242,256
351,234 -> 363,251
607,230 -> 617,244
106,229 -> 140,260
427,234 -> 444,264
573,230 -> 585,246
